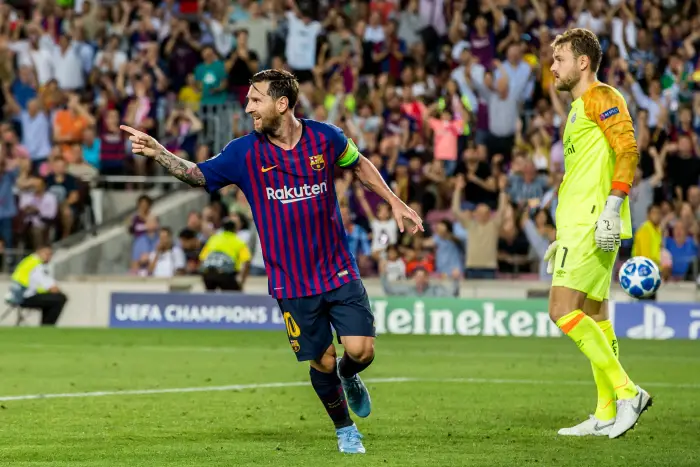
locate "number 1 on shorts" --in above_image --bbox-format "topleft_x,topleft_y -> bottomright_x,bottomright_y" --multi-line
561,246 -> 569,268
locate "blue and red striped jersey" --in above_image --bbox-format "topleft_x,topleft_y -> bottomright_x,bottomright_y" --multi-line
197,119 -> 362,299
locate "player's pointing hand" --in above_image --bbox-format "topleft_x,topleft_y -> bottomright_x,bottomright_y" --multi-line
390,199 -> 424,234
120,125 -> 164,158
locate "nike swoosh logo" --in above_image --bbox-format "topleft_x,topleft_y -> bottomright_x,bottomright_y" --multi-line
632,393 -> 646,414
261,165 -> 278,173
594,421 -> 615,431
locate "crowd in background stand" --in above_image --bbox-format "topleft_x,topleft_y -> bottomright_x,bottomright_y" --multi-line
0,0 -> 697,287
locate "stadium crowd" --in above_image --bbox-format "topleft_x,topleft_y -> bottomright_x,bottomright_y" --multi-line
0,0 -> 697,286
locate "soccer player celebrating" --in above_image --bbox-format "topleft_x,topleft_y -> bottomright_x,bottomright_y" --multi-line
545,29 -> 652,439
120,69 -> 423,454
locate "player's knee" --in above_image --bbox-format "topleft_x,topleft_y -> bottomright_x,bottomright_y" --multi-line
311,346 -> 337,373
548,287 -> 585,322
344,339 -> 374,364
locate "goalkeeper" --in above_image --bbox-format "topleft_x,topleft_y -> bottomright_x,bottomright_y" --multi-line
545,28 -> 651,439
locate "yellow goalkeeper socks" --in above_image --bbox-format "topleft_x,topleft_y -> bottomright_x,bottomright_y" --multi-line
557,310 -> 638,401
591,320 -> 618,421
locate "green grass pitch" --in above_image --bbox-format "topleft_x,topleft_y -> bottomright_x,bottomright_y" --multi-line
0,328 -> 698,466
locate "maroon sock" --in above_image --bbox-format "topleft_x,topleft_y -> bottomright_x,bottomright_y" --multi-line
309,367 -> 353,429
339,352 -> 374,379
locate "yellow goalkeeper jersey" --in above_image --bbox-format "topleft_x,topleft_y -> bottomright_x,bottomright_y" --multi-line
558,82 -> 638,240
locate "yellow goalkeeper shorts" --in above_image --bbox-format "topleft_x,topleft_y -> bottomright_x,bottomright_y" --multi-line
551,225 -> 619,301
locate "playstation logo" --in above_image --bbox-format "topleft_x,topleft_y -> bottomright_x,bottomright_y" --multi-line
627,305 -> 675,340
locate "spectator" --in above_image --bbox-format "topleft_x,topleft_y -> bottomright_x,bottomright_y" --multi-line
129,195 -> 153,239
98,109 -> 128,176
665,136 -> 700,202
4,93 -> 52,169
630,143 -> 664,230
285,2 -> 322,83
632,204 -> 664,268
68,145 -> 99,184
45,157 -> 81,239
235,2 -> 275,67
427,105 -> 465,176
355,188 -> 398,260
380,263 -> 461,297
454,144 -> 498,209
520,208 -> 556,280
423,220 -> 464,278
53,94 -> 95,163
148,227 -> 186,278
452,174 -> 508,279
195,46 -> 228,106
0,156 -> 18,249
178,228 -> 202,275
472,59 -> 530,161
226,29 -> 260,107
18,177 -> 57,250
664,222 -> 698,280
131,214 -> 159,275
341,204 -> 372,272
507,158 -> 550,208
498,216 -> 532,274
384,244 -> 406,281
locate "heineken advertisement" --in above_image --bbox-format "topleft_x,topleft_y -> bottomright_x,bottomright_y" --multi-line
109,292 -> 700,340
370,298 -> 562,337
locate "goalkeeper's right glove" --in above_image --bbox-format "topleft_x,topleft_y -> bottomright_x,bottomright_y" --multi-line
543,241 -> 558,275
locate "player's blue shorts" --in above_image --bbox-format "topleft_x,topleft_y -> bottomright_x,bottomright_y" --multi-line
276,280 -> 376,362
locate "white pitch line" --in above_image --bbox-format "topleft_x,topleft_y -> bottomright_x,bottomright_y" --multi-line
9,343 -> 700,362
1,376 -> 698,403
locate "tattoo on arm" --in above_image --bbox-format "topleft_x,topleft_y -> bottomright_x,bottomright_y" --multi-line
155,150 -> 206,187
353,162 -> 378,191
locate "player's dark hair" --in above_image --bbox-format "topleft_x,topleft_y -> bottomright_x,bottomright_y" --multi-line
551,28 -> 603,73
250,69 -> 300,110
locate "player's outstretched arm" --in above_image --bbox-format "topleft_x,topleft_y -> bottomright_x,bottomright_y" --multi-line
120,125 -> 206,187
352,154 -> 424,234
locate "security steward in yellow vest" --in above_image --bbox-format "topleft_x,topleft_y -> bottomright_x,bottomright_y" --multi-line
199,219 -> 252,291
8,246 -> 67,325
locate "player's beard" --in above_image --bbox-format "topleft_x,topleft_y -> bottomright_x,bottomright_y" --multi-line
259,112 -> 283,137
555,70 -> 581,92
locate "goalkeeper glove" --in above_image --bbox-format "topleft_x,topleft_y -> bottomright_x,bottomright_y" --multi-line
595,195 -> 623,252
543,241 -> 558,275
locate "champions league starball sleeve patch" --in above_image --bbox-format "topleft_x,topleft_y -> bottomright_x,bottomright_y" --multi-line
599,107 -> 620,121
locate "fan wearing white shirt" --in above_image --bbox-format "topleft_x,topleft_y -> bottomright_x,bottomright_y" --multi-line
284,0 -> 322,82
94,35 -> 128,74
148,227 -> 186,278
355,188 -> 398,260
13,25 -> 55,86
53,34 -> 85,91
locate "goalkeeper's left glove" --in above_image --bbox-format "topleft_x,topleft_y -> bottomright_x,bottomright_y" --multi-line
595,195 -> 623,252
543,241 -> 558,275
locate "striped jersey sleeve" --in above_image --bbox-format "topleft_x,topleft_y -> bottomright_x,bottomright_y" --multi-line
322,122 -> 360,168
197,136 -> 250,192
582,84 -> 639,194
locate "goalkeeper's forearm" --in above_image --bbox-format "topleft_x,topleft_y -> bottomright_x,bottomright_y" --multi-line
155,149 -> 206,187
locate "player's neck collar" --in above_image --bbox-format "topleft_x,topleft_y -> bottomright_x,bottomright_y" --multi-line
261,118 -> 306,151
